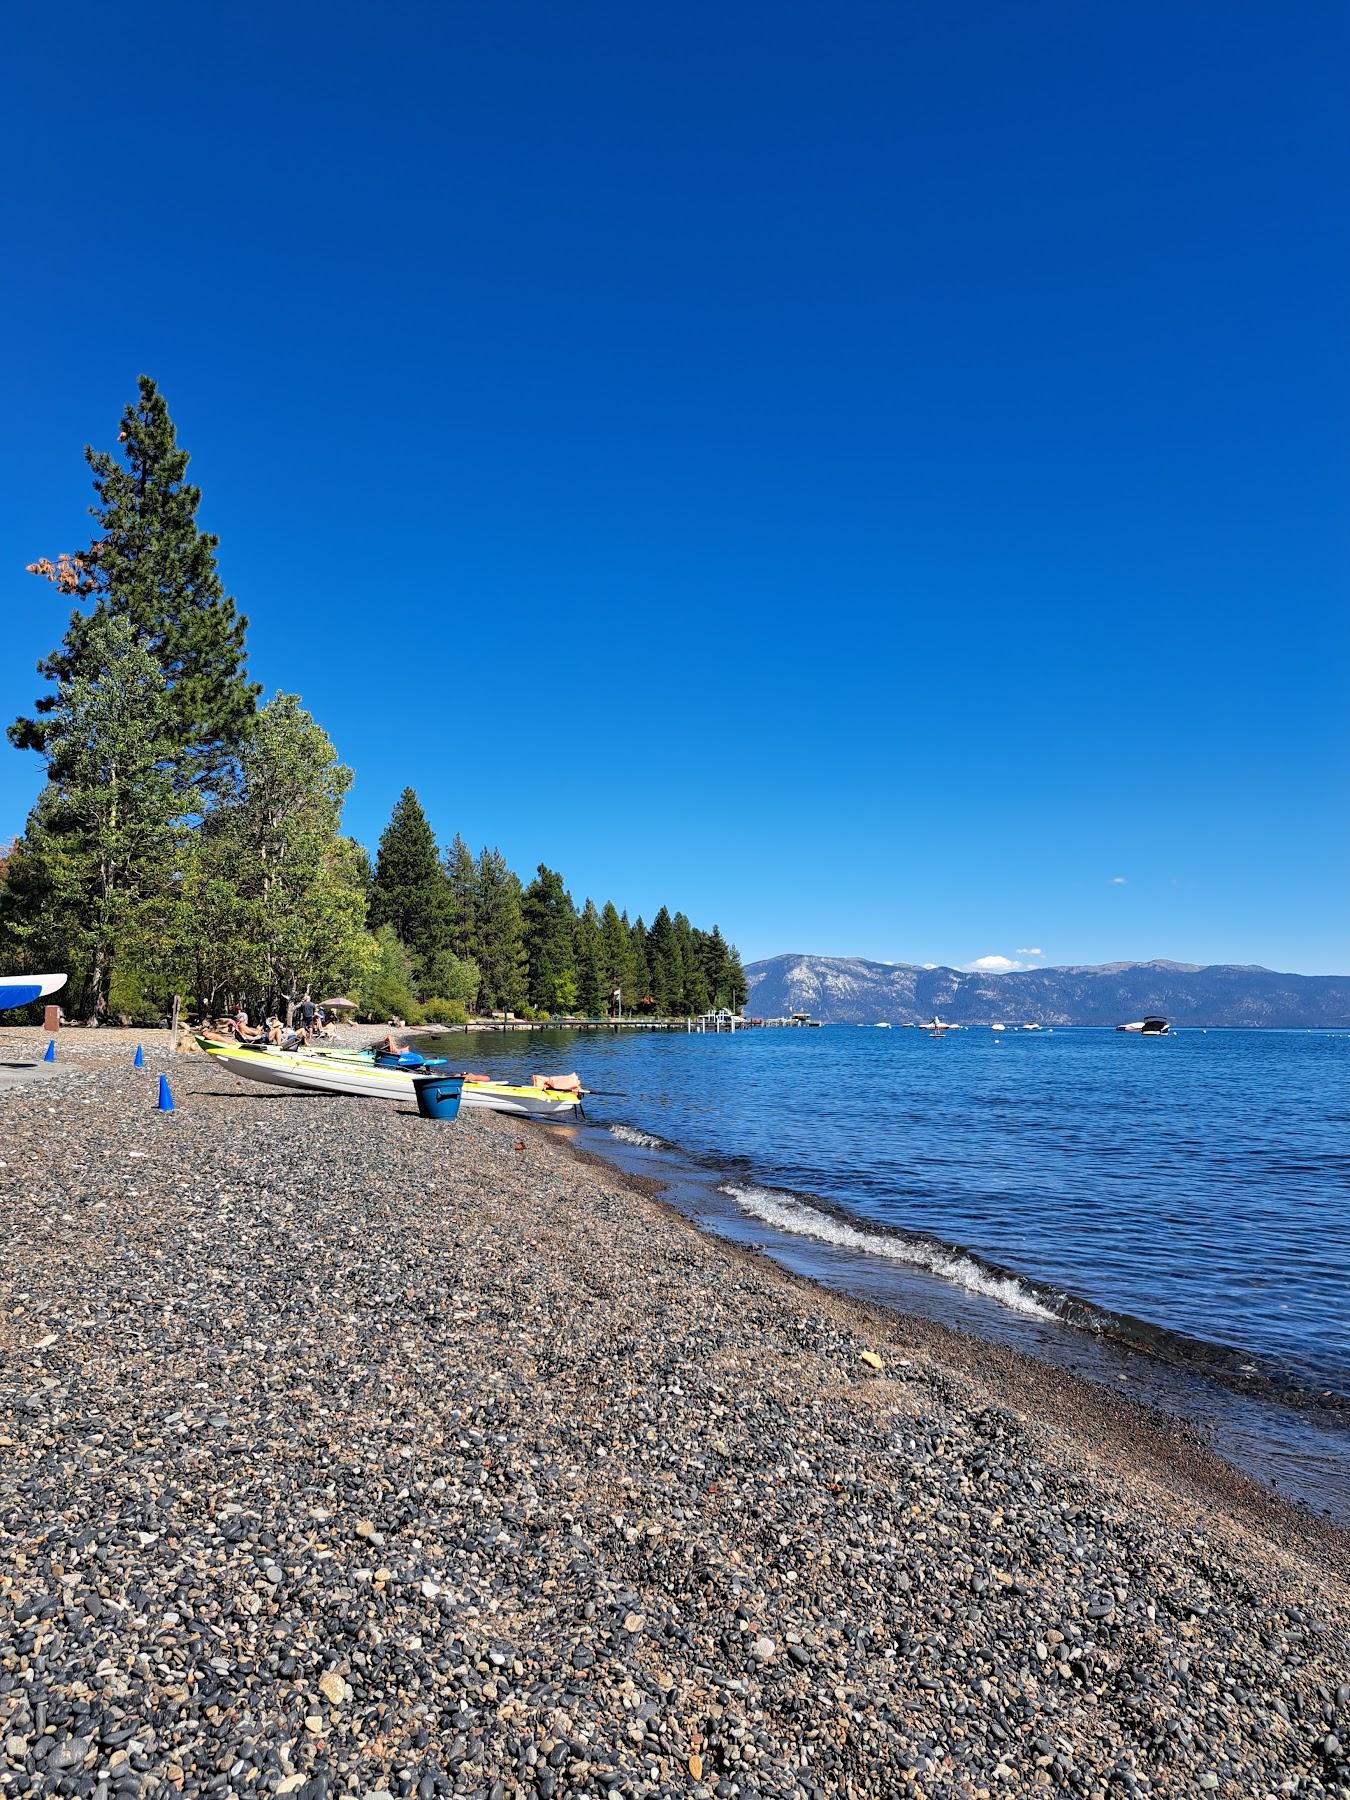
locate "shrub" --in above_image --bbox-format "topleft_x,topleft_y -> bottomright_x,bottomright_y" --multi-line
420,997 -> 467,1026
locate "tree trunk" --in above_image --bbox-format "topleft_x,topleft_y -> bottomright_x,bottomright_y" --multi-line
169,994 -> 181,1053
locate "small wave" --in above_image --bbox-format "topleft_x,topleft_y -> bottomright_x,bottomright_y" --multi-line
609,1123 -> 664,1149
719,1183 -> 1059,1321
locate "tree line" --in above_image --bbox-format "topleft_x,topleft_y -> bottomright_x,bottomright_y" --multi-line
0,378 -> 745,1026
367,788 -> 746,1021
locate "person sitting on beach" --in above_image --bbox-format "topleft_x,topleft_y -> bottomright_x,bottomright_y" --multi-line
267,1016 -> 310,1050
232,1008 -> 265,1045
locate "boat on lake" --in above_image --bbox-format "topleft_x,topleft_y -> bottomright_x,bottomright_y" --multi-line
1117,1017 -> 1170,1035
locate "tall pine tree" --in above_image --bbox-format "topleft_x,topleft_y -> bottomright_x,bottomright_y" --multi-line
369,788 -> 452,988
14,376 -> 258,800
575,899 -> 606,1017
474,848 -> 528,1014
522,864 -> 579,1014
444,833 -> 479,961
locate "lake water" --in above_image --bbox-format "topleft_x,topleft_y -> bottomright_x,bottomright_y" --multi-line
421,1023 -> 1350,1519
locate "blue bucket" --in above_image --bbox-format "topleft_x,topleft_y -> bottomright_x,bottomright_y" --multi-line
412,1074 -> 464,1120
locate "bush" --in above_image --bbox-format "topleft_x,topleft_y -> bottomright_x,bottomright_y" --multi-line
420,997 -> 467,1026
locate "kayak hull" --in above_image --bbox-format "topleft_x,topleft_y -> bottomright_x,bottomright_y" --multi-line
197,1038 -> 440,1102
198,1038 -> 580,1117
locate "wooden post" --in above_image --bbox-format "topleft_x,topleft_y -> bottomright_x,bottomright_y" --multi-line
169,995 -> 181,1054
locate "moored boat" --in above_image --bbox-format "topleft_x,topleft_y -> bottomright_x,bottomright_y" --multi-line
1117,1017 -> 1170,1035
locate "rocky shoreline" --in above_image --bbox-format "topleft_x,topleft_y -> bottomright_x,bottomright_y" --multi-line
1,1028 -> 1347,1799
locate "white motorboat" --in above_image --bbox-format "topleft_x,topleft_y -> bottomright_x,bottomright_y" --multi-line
1116,1017 -> 1169,1035
990,1022 -> 1006,1031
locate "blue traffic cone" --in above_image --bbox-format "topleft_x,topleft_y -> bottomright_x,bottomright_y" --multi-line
157,1074 -> 175,1112
43,1039 -> 55,1062
133,1043 -> 144,1068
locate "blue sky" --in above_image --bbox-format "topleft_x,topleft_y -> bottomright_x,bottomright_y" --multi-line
5,2 -> 1347,972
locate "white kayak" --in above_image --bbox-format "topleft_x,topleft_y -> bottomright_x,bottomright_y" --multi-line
0,973 -> 66,1012
198,1038 -> 584,1119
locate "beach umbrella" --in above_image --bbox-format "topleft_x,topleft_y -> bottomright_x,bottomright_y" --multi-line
319,996 -> 358,1010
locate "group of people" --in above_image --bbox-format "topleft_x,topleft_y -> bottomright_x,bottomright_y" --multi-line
221,994 -> 338,1051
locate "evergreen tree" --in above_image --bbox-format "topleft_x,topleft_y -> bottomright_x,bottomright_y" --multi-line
445,833 -> 479,962
575,898 -> 606,1016
647,907 -> 684,1015
14,376 -> 258,800
369,788 -> 452,988
474,848 -> 528,1013
629,914 -> 651,1007
599,901 -> 634,1013
727,943 -> 748,1012
1,615 -> 178,1019
522,864 -> 579,1014
701,924 -> 734,1008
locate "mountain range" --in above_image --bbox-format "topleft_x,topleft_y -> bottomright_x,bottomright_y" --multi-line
744,954 -> 1350,1028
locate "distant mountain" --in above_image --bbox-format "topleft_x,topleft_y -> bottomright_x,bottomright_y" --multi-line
744,954 -> 1350,1028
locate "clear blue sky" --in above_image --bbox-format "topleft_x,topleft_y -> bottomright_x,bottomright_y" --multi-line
5,2 -> 1347,973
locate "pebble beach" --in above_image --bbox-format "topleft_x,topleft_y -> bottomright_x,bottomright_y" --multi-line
1,1028 -> 1347,1800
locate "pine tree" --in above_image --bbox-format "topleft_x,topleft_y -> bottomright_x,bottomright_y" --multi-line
474,848 -> 528,1014
647,907 -> 684,1015
369,788 -> 452,989
575,899 -> 606,1016
14,376 -> 258,800
727,943 -> 748,1012
599,901 -> 634,1014
445,833 -> 479,962
701,923 -> 733,1008
522,864 -> 579,1014
629,914 -> 651,1007
1,615 -> 178,1019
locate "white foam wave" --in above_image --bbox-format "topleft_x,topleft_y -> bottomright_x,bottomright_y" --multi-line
719,1183 -> 1058,1320
609,1123 -> 664,1149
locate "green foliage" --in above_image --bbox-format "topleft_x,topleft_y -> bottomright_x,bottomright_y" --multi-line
474,848 -> 528,1013
359,924 -> 419,1021
2,615 -> 179,1018
370,788 -> 454,987
420,995 -> 468,1026
575,899 -> 605,1016
444,833 -> 478,961
599,901 -> 634,1011
13,375 -> 258,800
419,947 -> 481,1008
522,864 -> 579,1014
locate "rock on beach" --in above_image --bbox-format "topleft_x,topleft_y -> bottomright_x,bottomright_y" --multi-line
0,1025 -> 1347,1799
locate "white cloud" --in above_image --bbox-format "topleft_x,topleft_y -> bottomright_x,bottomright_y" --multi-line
961,954 -> 1023,973
1111,876 -> 1128,885
1016,947 -> 1044,957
